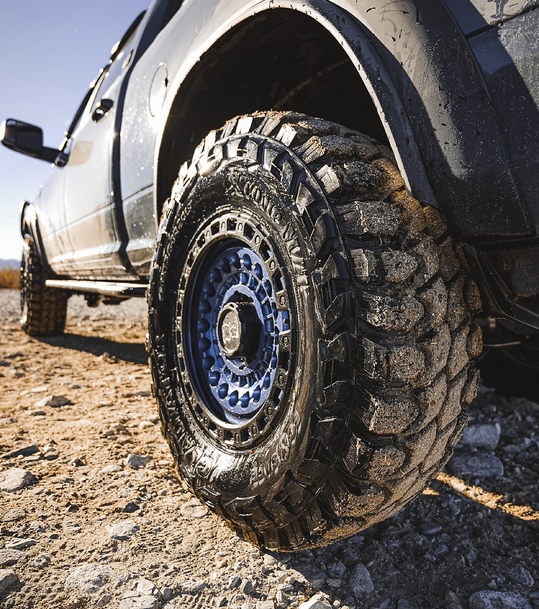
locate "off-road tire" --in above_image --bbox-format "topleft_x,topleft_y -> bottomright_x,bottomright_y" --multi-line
148,112 -> 482,550
479,329 -> 539,402
20,238 -> 68,336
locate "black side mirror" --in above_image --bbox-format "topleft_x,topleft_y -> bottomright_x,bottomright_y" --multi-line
1,119 -> 59,163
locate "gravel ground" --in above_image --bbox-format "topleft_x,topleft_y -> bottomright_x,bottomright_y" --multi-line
0,288 -> 538,609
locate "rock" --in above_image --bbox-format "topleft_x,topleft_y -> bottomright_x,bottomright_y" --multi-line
137,578 -> 158,596
1,507 -> 26,522
326,578 -> 342,588
256,602 -> 276,609
348,563 -> 374,597
294,563 -> 327,583
451,454 -> 504,478
118,598 -> 159,609
240,579 -> 254,594
96,593 -> 113,607
5,538 -> 37,550
215,596 -> 228,607
65,563 -> 110,594
1,445 -> 39,459
505,564 -> 534,587
418,521 -> 442,536
181,580 -> 206,593
0,549 -> 27,567
125,454 -> 150,469
460,423 -> 501,451
0,569 -> 19,595
42,441 -> 60,460
468,591 -> 532,609
298,597 -> 333,609
180,498 -> 208,519
105,520 -> 140,540
35,395 -> 73,408
100,464 -> 122,474
29,554 -> 51,569
113,573 -> 130,588
264,555 -> 278,566
161,587 -> 174,601
227,575 -> 242,590
0,467 -> 36,492
123,501 -> 140,513
397,600 -> 419,609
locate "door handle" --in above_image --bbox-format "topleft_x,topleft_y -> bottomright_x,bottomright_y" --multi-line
92,99 -> 114,122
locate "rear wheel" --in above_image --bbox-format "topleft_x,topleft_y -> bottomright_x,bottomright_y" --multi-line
148,112 -> 482,550
20,238 -> 68,336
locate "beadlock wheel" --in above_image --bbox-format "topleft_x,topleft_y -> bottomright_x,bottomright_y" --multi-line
148,111 -> 481,550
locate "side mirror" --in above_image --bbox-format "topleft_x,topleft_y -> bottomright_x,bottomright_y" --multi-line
1,119 -> 59,163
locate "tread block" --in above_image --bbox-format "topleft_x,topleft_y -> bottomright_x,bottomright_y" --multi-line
357,444 -> 406,481
461,368 -> 480,404
358,290 -> 423,331
391,190 -> 426,243
418,323 -> 451,386
335,200 -> 401,237
325,333 -> 356,364
361,338 -> 425,383
339,480 -> 385,516
422,205 -> 447,240
437,369 -> 467,429
446,275 -> 467,331
356,391 -> 419,435
448,413 -> 469,447
420,419 -> 458,473
311,213 -> 338,256
342,435 -> 374,473
380,249 -> 418,283
320,252 -> 349,283
445,325 -> 470,380
370,157 -> 405,197
316,165 -> 341,194
416,372 -> 447,426
403,421 -> 437,473
464,279 -> 483,316
384,467 -> 421,503
417,277 -> 448,332
349,248 -> 383,282
466,324 -> 483,358
437,236 -> 460,282
409,236 -> 440,288
300,500 -> 327,534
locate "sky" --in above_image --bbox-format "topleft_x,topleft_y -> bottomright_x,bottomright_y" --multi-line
0,0 -> 150,261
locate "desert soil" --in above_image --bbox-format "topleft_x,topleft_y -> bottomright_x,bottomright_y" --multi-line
0,288 -> 538,609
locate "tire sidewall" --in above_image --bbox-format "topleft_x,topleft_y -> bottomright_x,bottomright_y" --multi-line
150,161 -> 325,500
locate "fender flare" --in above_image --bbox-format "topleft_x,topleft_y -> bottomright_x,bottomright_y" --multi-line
19,201 -> 52,276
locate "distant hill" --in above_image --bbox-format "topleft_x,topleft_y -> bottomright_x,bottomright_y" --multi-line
0,259 -> 20,270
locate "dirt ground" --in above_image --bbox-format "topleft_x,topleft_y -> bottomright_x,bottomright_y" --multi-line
0,288 -> 538,609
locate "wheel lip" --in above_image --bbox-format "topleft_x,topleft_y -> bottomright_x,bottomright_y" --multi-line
175,208 -> 296,450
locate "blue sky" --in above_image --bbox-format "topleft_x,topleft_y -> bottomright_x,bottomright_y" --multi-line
0,0 -> 149,261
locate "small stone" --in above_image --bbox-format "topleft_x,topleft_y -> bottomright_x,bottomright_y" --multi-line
264,555 -> 278,566
65,563 -> 110,594
161,587 -> 174,601
0,467 -> 35,491
397,600 -> 419,609
1,507 -> 26,522
137,578 -> 158,596
35,395 -> 73,408
181,580 -> 206,593
505,564 -> 534,587
139,421 -> 154,429
468,591 -> 532,609
227,575 -> 242,589
113,573 -> 130,588
276,590 -> 287,605
348,563 -> 374,597
105,521 -> 140,541
96,593 -> 113,607
418,521 -> 442,536
100,464 -> 122,474
298,595 -> 333,609
180,498 -> 208,519
1,445 -> 39,459
0,548 -> 27,567
451,454 -> 504,478
5,538 -> 37,550
215,596 -> 228,607
277,583 -> 294,592
460,423 -> 501,451
0,569 -> 19,595
29,553 -> 51,569
326,579 -> 342,588
328,561 -> 346,578
240,579 -> 254,595
29,410 -> 46,416
123,501 -> 140,513
118,598 -> 159,609
125,454 -> 150,469
256,602 -> 276,609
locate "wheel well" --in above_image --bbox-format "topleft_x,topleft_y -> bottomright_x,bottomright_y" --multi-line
157,8 -> 386,216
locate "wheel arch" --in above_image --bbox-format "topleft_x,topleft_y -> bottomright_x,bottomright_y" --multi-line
19,201 -> 51,275
154,1 -> 436,223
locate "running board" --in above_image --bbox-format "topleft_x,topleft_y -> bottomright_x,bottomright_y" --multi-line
45,279 -> 147,298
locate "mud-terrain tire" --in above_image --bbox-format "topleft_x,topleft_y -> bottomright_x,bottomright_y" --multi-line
20,238 -> 68,336
148,112 -> 482,550
479,329 -> 539,402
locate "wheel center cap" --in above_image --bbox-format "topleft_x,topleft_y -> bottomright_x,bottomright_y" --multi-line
217,302 -> 259,358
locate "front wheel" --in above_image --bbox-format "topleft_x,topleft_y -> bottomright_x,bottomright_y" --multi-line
148,112 -> 482,550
